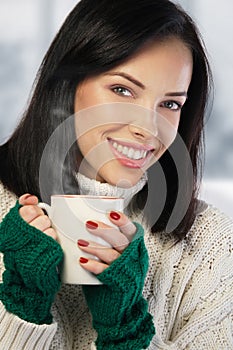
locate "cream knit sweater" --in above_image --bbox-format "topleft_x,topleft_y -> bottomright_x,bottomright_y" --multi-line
0,180 -> 233,350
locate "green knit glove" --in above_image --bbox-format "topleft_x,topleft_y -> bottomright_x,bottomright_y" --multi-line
83,223 -> 155,350
0,201 -> 63,324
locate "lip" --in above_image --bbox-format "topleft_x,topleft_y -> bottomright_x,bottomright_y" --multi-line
107,137 -> 154,169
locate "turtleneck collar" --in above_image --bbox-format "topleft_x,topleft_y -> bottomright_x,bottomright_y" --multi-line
75,172 -> 147,207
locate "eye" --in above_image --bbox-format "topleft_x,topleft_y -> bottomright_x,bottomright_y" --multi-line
161,100 -> 182,111
112,86 -> 133,97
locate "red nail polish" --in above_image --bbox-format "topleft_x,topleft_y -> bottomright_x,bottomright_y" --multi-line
110,211 -> 121,220
80,257 -> 88,264
78,239 -> 89,247
86,220 -> 98,229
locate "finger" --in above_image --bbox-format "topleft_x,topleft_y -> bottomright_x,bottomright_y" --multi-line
19,194 -> 39,206
79,256 -> 109,274
19,205 -> 45,224
29,215 -> 52,232
86,221 -> 129,253
44,227 -> 58,241
108,211 -> 137,241
78,239 -> 121,264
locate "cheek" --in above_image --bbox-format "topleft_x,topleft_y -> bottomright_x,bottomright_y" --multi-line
74,85 -> 93,113
74,82 -> 108,113
171,115 -> 181,133
156,112 -> 180,150
162,111 -> 181,129
76,133 -> 93,156
76,127 -> 108,158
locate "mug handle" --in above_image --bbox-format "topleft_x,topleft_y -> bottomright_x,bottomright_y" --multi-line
38,202 -> 52,218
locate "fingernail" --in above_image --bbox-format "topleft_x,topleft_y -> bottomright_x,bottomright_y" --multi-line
78,239 -> 89,247
110,211 -> 121,220
86,220 -> 98,229
24,194 -> 32,200
79,257 -> 88,264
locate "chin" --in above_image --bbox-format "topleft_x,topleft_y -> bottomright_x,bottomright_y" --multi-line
98,166 -> 145,188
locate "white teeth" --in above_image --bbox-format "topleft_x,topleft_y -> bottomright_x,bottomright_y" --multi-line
128,148 -> 134,158
122,146 -> 128,155
111,141 -> 148,160
134,150 -> 141,160
117,144 -> 123,153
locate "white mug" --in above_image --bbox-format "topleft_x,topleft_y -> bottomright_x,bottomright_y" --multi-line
38,195 -> 124,285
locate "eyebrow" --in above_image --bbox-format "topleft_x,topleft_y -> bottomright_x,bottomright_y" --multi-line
105,71 -> 188,97
105,72 -> 146,89
165,91 -> 188,98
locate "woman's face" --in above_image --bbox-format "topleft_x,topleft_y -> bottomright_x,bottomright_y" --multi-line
74,37 -> 193,187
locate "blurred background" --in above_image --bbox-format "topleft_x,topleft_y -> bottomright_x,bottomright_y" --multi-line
0,0 -> 232,217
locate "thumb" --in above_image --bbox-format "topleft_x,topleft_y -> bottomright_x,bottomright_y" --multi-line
19,194 -> 39,206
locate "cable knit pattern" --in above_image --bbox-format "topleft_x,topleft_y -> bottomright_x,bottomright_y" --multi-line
0,180 -> 233,349
143,206 -> 233,349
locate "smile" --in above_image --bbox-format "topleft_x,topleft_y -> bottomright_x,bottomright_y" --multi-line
107,137 -> 155,168
112,142 -> 148,160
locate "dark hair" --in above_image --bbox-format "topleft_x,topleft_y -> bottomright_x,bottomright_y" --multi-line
0,0 -> 212,240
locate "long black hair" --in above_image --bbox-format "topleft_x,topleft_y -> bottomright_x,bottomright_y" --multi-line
0,0 -> 212,240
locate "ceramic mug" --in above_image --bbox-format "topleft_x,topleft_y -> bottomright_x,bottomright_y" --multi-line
39,195 -> 124,285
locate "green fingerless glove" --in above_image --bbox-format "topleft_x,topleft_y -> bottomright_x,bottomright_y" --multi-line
83,223 -> 155,350
0,201 -> 64,324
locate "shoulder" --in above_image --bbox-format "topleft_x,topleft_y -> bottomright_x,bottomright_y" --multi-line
181,201 -> 233,277
187,200 -> 233,248
0,181 -> 18,222
135,199 -> 233,249
142,200 -> 233,270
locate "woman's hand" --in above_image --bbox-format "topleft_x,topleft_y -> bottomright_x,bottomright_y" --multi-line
78,211 -> 137,274
19,193 -> 57,240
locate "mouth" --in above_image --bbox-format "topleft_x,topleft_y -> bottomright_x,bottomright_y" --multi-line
107,137 -> 155,169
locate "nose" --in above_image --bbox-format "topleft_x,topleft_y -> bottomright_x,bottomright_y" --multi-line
128,123 -> 156,142
127,106 -> 157,142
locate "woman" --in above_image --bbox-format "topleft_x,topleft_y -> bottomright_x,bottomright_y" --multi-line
0,0 -> 232,349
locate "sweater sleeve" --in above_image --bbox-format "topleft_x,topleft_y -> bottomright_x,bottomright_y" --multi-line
0,301 -> 57,350
149,316 -> 233,349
